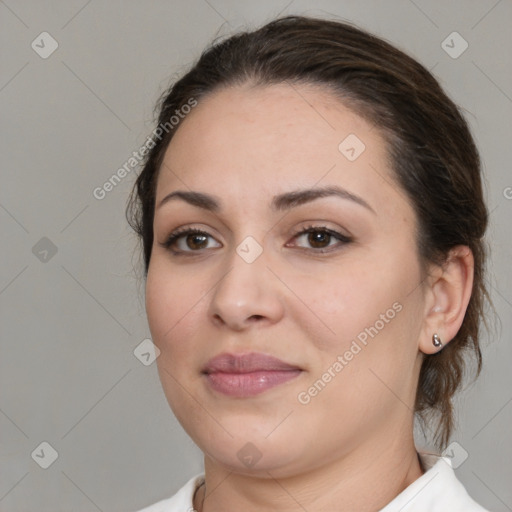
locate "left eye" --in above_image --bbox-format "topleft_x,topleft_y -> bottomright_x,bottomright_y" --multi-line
289,226 -> 352,252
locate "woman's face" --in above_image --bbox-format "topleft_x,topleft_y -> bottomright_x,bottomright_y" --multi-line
146,83 -> 430,476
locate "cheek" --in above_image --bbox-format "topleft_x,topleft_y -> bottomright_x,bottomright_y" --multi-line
316,255 -> 422,393
145,262 -> 207,416
145,261 -> 203,355
292,254 -> 409,351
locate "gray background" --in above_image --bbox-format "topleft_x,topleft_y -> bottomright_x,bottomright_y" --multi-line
0,0 -> 511,510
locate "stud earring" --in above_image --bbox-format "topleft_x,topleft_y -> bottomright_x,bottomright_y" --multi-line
432,333 -> 443,348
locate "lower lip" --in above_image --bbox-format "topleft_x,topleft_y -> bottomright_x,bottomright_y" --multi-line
204,370 -> 302,397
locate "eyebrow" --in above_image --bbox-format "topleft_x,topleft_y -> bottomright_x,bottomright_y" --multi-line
156,185 -> 376,215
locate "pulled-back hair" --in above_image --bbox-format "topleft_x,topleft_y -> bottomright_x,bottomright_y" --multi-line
126,15 -> 491,450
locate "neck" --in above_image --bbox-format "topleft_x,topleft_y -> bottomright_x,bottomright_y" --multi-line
194,434 -> 424,512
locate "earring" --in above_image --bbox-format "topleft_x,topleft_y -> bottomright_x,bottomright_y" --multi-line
432,333 -> 443,348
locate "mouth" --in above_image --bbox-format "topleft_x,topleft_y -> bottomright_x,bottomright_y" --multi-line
202,352 -> 303,397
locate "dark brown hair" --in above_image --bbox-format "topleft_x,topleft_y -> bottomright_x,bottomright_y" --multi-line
126,15 -> 491,450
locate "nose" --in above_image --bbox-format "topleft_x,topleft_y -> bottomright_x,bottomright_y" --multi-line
208,244 -> 284,331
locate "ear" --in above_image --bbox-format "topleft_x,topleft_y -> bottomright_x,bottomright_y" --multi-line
418,245 -> 474,355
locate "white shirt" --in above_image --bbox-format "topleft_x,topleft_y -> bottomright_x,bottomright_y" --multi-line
133,452 -> 489,511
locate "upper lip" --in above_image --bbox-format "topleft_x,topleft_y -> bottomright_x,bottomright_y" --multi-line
202,352 -> 302,374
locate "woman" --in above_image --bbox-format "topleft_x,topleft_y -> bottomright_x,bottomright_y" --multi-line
127,15 -> 491,512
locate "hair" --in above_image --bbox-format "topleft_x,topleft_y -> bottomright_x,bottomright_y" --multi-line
126,15 -> 491,450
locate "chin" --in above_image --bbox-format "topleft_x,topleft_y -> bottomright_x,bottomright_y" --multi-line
184,417 -> 310,474
204,437 -> 304,476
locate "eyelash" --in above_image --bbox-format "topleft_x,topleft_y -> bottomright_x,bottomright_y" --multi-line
160,224 -> 352,256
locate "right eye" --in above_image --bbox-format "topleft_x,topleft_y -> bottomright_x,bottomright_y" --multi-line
160,227 -> 221,255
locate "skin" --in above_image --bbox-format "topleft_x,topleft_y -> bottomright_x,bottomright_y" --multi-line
145,83 -> 474,511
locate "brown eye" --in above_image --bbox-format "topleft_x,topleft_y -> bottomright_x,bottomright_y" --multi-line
184,233 -> 209,250
306,230 -> 331,249
291,225 -> 352,253
161,228 -> 220,254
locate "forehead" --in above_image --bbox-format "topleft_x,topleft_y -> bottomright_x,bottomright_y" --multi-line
155,83 -> 407,220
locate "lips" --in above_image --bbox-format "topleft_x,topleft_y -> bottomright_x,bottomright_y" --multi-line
202,352 -> 302,397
